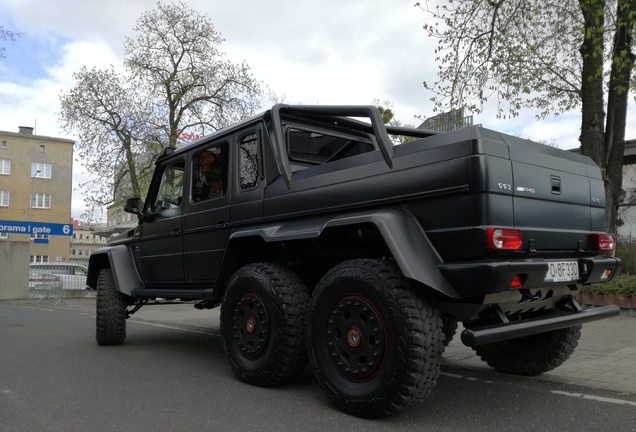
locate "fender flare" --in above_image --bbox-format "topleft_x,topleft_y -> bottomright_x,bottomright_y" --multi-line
87,245 -> 143,297
229,207 -> 460,299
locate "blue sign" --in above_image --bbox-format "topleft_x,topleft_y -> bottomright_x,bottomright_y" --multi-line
33,238 -> 50,244
0,220 -> 74,236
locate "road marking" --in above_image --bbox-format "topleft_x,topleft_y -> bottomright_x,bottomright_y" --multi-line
551,390 -> 636,407
441,371 -> 493,384
128,319 -> 211,335
440,372 -> 464,379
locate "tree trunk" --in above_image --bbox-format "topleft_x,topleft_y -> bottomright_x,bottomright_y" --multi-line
579,0 -> 608,228
603,0 -> 636,233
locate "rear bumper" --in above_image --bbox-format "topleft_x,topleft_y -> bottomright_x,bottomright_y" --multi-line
461,305 -> 620,347
439,256 -> 621,297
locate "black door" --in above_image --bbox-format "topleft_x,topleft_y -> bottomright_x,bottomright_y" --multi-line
139,159 -> 186,285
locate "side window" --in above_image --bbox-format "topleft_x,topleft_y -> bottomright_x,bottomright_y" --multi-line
240,133 -> 260,190
193,143 -> 228,201
151,161 -> 185,214
288,129 -> 374,165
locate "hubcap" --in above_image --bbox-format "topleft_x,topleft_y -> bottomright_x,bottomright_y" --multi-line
232,293 -> 270,359
326,296 -> 386,381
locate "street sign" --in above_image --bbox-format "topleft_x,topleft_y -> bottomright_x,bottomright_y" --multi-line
0,220 -> 74,236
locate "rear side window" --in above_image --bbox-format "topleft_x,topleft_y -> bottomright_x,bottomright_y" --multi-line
288,129 -> 374,165
239,133 -> 260,190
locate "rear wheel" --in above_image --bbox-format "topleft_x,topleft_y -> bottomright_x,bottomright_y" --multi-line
441,316 -> 458,346
95,269 -> 128,346
307,259 -> 444,418
472,325 -> 582,376
220,263 -> 310,387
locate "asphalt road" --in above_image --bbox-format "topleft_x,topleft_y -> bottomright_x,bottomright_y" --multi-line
1,301 -> 635,432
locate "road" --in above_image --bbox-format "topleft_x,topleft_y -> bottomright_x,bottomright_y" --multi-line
1,300 -> 635,432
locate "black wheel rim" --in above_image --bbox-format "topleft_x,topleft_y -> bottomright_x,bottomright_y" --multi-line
232,292 -> 270,359
325,295 -> 386,381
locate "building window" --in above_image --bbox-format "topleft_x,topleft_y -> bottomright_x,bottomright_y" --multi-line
30,234 -> 50,240
30,255 -> 50,263
0,233 -> 8,240
39,145 -> 45,153
1,141 -> 7,149
31,193 -> 51,209
0,159 -> 10,175
31,162 -> 52,178
0,191 -> 8,207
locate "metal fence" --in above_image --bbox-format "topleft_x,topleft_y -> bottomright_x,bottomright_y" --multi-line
0,232 -> 96,301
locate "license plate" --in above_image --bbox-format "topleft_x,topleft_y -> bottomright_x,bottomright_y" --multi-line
544,261 -> 579,283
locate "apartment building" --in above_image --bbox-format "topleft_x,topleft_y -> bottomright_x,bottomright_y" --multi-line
0,126 -> 74,263
70,223 -> 107,266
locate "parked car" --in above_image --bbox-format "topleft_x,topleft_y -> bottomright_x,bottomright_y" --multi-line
29,263 -> 89,290
28,271 -> 63,292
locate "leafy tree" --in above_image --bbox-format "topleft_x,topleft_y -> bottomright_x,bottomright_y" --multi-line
0,26 -> 21,60
417,0 -> 636,232
374,99 -> 418,144
60,1 -> 262,218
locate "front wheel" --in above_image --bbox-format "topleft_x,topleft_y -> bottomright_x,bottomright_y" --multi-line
307,259 -> 444,418
220,263 -> 310,387
95,269 -> 128,346
472,324 -> 582,376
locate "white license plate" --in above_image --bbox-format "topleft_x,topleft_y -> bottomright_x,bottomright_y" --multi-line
544,261 -> 579,282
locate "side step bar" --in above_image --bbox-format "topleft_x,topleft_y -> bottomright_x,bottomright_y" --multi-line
461,305 -> 620,347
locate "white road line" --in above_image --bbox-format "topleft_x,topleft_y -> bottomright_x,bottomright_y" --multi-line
128,319 -> 210,335
551,390 -> 636,407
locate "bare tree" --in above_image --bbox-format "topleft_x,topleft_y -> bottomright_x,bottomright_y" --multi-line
124,1 -> 262,148
0,25 -> 21,60
417,0 -> 636,232
59,1 -> 262,218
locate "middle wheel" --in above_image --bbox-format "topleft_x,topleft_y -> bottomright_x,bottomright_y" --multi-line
307,259 -> 444,418
220,263 -> 310,387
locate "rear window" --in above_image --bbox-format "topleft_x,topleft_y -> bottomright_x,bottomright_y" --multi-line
288,129 -> 374,165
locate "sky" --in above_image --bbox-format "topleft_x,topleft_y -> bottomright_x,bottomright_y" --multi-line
1,0 -> 634,221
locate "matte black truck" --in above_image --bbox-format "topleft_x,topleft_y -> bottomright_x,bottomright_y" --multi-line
87,105 -> 621,418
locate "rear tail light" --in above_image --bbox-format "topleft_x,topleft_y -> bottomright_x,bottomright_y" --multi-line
486,227 -> 522,250
590,233 -> 616,251
510,274 -> 524,288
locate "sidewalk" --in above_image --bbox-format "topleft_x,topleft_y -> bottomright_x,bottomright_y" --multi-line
18,298 -> 636,395
444,314 -> 636,394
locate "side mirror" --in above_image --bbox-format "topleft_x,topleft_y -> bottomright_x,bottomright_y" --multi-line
123,197 -> 144,220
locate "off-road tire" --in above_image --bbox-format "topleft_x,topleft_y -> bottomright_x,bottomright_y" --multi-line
442,316 -> 458,346
472,324 -> 582,376
307,259 -> 444,418
220,263 -> 310,387
95,269 -> 128,346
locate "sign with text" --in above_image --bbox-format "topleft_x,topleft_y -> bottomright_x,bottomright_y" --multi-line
0,220 -> 73,236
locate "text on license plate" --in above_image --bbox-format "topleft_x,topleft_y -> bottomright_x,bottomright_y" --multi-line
545,261 -> 579,282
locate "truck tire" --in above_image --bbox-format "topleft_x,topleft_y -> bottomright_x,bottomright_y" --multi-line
441,316 -> 458,346
95,269 -> 128,346
307,259 -> 444,418
220,263 -> 310,387
472,324 -> 582,376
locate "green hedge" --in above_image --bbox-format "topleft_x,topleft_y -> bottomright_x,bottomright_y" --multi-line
581,274 -> 636,296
